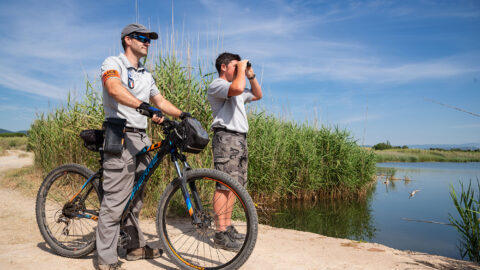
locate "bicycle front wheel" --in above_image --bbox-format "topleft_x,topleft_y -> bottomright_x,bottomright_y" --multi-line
156,168 -> 258,270
35,163 -> 101,258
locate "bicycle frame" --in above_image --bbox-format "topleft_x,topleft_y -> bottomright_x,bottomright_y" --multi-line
70,134 -> 202,225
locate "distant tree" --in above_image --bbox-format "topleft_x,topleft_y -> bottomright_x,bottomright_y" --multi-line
372,141 -> 392,150
401,145 -> 408,149
0,132 -> 26,138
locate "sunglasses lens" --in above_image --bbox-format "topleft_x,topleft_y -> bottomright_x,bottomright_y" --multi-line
131,35 -> 150,43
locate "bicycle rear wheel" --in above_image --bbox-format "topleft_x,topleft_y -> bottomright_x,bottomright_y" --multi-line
35,163 -> 101,258
156,168 -> 258,270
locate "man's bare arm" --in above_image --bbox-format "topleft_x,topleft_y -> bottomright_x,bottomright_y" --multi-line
246,66 -> 262,101
150,93 -> 182,118
104,78 -> 143,108
228,60 -> 248,97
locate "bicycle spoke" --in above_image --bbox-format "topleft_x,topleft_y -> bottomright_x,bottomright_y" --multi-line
36,165 -> 100,257
160,171 -> 257,269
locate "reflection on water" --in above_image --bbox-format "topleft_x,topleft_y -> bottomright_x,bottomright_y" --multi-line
259,189 -> 376,241
257,162 -> 480,260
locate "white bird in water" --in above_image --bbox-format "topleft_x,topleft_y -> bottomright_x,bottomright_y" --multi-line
409,189 -> 421,199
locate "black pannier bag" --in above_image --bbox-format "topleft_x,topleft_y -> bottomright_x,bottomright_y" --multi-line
102,118 -> 127,154
173,118 -> 210,153
79,129 -> 104,152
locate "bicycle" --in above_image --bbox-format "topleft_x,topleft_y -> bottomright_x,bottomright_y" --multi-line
35,112 -> 258,270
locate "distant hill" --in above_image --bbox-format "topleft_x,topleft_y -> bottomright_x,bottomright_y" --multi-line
407,143 -> 480,150
0,129 -> 28,134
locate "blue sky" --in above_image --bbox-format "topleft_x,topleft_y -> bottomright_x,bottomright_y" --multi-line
0,0 -> 479,145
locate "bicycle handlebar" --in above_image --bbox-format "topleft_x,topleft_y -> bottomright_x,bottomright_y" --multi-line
136,106 -> 179,134
136,105 -> 163,119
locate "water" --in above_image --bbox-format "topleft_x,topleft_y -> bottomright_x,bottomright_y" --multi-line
259,162 -> 480,260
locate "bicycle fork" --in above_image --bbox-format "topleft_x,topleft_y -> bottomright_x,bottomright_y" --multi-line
172,157 -> 203,226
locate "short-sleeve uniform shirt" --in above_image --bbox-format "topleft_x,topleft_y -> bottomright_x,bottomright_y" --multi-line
101,53 -> 160,129
207,78 -> 254,133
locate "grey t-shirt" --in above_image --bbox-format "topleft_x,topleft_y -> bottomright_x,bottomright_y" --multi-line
207,78 -> 254,133
101,53 -> 160,129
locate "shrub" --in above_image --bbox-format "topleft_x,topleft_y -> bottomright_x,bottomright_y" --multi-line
372,141 -> 392,150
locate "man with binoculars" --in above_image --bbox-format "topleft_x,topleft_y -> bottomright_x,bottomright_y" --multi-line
207,52 -> 263,251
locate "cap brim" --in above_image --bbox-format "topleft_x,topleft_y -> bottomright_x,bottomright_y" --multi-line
148,32 -> 158,40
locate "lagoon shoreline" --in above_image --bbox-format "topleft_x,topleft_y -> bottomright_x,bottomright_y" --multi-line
1,151 -> 479,269
0,186 -> 478,270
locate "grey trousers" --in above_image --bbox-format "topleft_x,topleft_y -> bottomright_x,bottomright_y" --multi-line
96,132 -> 151,265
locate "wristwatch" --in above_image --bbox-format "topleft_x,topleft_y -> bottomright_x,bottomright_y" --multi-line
247,74 -> 256,80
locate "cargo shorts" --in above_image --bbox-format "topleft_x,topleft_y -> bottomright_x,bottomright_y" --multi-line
212,129 -> 248,190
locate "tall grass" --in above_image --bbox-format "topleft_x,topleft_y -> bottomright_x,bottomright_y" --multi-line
28,54 -> 376,215
248,113 -> 376,200
28,85 -> 104,171
449,180 -> 480,262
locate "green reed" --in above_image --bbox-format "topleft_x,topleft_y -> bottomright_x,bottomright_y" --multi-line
449,180 -> 480,262
28,54 -> 376,216
248,113 -> 376,201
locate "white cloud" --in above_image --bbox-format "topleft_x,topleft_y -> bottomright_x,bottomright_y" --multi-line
0,66 -> 67,99
0,0 -> 118,99
183,0 -> 480,86
1,0 -> 479,100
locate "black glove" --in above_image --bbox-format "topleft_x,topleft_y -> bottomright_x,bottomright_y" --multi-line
179,112 -> 192,120
136,102 -> 163,118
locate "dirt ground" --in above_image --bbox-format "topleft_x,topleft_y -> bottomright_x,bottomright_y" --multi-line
0,150 -> 479,270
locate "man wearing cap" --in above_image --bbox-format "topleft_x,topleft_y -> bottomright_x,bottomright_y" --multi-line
97,23 -> 190,270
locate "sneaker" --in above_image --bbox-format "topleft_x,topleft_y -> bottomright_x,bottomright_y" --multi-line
214,231 -> 242,251
97,262 -> 125,270
226,225 -> 246,240
126,245 -> 163,261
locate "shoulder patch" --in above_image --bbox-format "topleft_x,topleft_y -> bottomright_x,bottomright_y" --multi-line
102,70 -> 120,84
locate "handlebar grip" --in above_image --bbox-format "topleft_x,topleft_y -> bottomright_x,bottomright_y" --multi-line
135,106 -> 163,118
149,106 -> 163,118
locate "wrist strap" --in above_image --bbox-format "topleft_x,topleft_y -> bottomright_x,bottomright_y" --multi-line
247,74 -> 256,80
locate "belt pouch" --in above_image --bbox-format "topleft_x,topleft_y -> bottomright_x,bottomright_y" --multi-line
103,118 -> 126,154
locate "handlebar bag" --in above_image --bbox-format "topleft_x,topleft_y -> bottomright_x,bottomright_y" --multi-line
103,118 -> 126,154
174,118 -> 210,153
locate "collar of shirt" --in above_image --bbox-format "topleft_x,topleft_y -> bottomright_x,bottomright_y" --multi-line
119,53 -> 145,72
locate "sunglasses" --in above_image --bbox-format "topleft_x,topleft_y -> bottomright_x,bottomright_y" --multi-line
129,34 -> 151,44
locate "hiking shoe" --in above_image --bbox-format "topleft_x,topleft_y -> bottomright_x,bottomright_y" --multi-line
126,245 -> 163,261
97,262 -> 125,270
214,231 -> 242,251
226,225 -> 246,240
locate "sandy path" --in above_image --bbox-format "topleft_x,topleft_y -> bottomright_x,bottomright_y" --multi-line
0,151 -> 478,270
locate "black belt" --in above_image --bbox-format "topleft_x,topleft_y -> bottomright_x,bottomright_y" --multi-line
213,127 -> 246,135
125,127 -> 146,133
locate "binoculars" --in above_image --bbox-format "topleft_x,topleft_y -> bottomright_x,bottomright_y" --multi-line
247,61 -> 251,68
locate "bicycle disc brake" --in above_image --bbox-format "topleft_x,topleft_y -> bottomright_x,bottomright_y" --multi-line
118,230 -> 131,247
